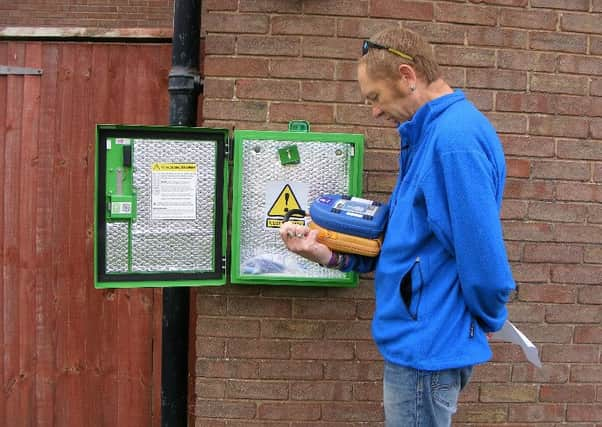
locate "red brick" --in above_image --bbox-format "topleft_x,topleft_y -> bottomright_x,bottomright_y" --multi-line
226,380 -> 289,400
567,404 -> 602,422
197,294 -> 228,315
518,283 -> 577,305
336,104 -> 391,127
204,78 -> 235,99
516,322 -> 574,342
511,263 -> 550,282
592,78 -> 602,96
353,381 -> 382,401
259,360 -> 323,380
196,359 -> 260,379
530,31 -> 587,54
258,402 -> 321,421
204,12 -> 269,34
195,399 -> 257,419
404,22 -> 466,45
562,13 -> 602,34
528,202 -> 587,223
501,135 -> 555,158
464,89 -> 494,111
292,299 -> 356,320
496,92 -> 555,114
480,384 -> 539,402
487,112 -> 528,134
303,0 -> 369,16
260,320 -> 324,340
205,35 -> 236,54
542,344 -> 599,362
498,50 -> 556,71
501,199 -> 528,220
552,263 -> 602,284
509,404 -> 565,422
584,245 -> 602,263
505,179 -> 556,200
204,56 -> 269,77
196,338 -> 226,358
559,54 -> 602,76
503,221 -> 554,241
507,302 -> 547,322
203,99 -> 268,122
531,0 -> 589,10
512,363 -> 570,383
196,379 -> 226,398
325,321 -> 372,340
205,0 -> 237,11
595,0 -> 602,12
505,158 -> 531,178
530,115 -> 589,138
556,183 -> 602,203
499,8 -> 557,30
364,149 -> 399,172
236,79 -> 299,101
197,317 -> 261,338
435,3 -> 497,25
292,381 -> 354,401
469,0 -> 527,5
303,36 -> 360,60
291,341 -> 355,360
555,224 -> 602,245
523,242 -> 583,263
227,339 -> 290,359
540,384 -> 596,402
270,102 -> 334,124
239,0 -> 301,13
467,69 -> 527,90
530,73 -> 589,95
471,363 -> 512,382
355,341 -> 381,360
338,17 -> 400,38
467,27 -> 527,49
270,58 -> 335,80
237,35 -> 300,56
558,139 -> 602,160
592,118 -> 602,139
321,402 -> 384,422
440,66 -> 466,87
366,172 -> 397,193
531,160 -> 591,181
571,365 -> 602,383
370,0 -> 433,21
435,46 -> 495,67
574,326 -> 602,343
324,361 -> 383,381
272,16 -> 335,36
455,404 -> 508,423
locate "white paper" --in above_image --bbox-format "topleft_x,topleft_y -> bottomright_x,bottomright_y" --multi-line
490,320 -> 542,368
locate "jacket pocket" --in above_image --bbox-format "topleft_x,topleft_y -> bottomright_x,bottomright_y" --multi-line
399,256 -> 423,320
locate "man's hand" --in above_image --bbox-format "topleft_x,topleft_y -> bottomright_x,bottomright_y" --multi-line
279,221 -> 332,266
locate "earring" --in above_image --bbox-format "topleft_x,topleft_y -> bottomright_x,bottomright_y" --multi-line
410,85 -> 416,92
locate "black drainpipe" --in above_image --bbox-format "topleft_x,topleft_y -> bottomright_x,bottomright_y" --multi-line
162,0 -> 201,426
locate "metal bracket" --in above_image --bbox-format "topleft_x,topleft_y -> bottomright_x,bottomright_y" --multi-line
0,65 -> 43,76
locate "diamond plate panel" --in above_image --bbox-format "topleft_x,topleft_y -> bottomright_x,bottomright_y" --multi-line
105,221 -> 129,273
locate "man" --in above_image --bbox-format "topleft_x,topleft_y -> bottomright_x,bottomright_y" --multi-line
280,27 -> 515,427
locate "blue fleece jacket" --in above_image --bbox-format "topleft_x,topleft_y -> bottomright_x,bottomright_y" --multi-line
345,90 -> 515,370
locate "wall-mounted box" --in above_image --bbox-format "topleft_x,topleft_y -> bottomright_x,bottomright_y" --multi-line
94,122 -> 363,288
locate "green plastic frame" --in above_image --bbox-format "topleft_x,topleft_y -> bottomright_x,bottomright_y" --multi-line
230,127 -> 365,287
94,124 -> 229,288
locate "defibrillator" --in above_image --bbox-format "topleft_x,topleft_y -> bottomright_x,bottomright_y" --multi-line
284,194 -> 388,257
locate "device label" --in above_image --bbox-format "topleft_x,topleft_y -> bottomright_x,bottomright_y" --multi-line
151,163 -> 197,220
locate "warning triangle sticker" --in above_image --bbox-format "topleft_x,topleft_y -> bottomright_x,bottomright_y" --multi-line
267,184 -> 302,217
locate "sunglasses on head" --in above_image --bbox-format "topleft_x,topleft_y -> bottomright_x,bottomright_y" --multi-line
361,40 -> 414,62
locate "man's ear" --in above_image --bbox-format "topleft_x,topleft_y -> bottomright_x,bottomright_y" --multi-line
398,63 -> 417,87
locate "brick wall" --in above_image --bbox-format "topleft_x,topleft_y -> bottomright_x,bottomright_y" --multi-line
197,1 -> 602,425
0,0 -> 174,28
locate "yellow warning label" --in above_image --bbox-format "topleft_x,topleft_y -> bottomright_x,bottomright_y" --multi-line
267,184 -> 302,217
152,163 -> 197,172
266,218 -> 305,228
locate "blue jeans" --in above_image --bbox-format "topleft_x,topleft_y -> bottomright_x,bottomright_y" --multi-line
383,362 -> 473,427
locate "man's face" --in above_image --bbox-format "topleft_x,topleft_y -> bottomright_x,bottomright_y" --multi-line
357,62 -> 415,125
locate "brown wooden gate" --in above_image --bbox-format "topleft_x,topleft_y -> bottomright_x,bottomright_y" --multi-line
1,41 -> 172,427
